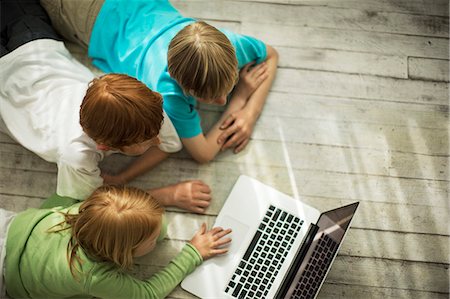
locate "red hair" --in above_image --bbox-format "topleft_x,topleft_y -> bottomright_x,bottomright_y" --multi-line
80,74 -> 163,148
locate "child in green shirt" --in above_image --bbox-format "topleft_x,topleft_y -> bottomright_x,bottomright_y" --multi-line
3,185 -> 231,298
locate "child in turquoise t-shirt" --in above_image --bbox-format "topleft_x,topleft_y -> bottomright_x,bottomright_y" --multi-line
42,0 -> 279,168
3,185 -> 232,298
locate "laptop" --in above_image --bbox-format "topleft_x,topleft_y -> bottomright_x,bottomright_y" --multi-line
181,175 -> 359,299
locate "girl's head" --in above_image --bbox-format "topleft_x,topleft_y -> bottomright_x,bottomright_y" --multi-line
168,21 -> 238,105
66,185 -> 164,274
79,74 -> 163,151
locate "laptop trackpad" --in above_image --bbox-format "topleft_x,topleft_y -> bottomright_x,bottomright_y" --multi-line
213,215 -> 250,265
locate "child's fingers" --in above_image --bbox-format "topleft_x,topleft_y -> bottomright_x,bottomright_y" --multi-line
219,113 -> 236,130
249,61 -> 266,73
234,138 -> 250,154
224,132 -> 248,151
212,248 -> 229,255
218,127 -> 237,146
214,237 -> 232,247
195,199 -> 210,208
241,62 -> 255,73
252,64 -> 268,79
193,206 -> 207,214
210,227 -> 225,235
194,191 -> 212,201
191,207 -> 206,214
194,182 -> 211,194
197,222 -> 207,234
214,228 -> 232,239
248,62 -> 266,77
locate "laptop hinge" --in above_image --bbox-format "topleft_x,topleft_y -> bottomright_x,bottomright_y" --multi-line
275,223 -> 319,299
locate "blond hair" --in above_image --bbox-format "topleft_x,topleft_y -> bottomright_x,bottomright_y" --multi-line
59,186 -> 164,277
168,21 -> 238,100
79,74 -> 163,148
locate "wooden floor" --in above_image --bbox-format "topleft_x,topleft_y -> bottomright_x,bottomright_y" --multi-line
1,0 -> 449,298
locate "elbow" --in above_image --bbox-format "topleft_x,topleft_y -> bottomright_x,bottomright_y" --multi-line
266,45 -> 279,62
191,150 -> 216,164
193,153 -> 215,164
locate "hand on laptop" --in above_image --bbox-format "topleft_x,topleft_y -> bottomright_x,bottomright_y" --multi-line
190,223 -> 232,260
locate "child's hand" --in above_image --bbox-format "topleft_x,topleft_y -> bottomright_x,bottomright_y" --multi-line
172,180 -> 212,213
190,223 -> 232,260
233,62 -> 268,99
218,106 -> 256,153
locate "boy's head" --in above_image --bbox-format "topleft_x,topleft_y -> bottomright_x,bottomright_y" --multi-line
168,21 -> 238,105
79,74 -> 163,153
68,185 -> 164,271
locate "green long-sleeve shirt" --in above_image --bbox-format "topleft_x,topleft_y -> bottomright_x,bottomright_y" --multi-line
5,203 -> 202,298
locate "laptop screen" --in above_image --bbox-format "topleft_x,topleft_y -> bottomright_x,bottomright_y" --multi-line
276,202 -> 359,299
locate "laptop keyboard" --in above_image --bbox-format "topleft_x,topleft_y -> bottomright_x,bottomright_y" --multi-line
291,233 -> 339,299
225,205 -> 304,298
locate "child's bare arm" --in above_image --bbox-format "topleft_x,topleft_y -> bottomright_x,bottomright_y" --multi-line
190,223 -> 232,260
218,45 -> 278,153
147,180 -> 212,214
181,58 -> 272,163
102,147 -> 169,185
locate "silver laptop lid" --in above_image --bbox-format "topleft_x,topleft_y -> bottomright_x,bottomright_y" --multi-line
276,202 -> 359,299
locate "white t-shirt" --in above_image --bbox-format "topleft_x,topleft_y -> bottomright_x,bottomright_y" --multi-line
0,39 -> 181,200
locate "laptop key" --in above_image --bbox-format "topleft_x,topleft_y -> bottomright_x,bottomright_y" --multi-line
232,283 -> 242,297
242,231 -> 262,261
272,209 -> 281,221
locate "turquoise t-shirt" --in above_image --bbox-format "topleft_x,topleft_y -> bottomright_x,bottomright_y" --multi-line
89,0 -> 267,138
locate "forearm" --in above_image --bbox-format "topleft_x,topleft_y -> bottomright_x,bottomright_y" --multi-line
244,45 -> 278,116
90,244 -> 202,299
116,147 -> 169,183
181,96 -> 246,163
145,243 -> 202,296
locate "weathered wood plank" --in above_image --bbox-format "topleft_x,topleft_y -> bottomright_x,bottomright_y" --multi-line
242,23 -> 449,59
341,229 -> 449,264
4,134 -> 448,183
408,57 -> 450,82
236,0 -> 449,17
0,194 -> 44,211
272,68 -> 449,105
167,283 -> 450,299
327,256 -> 449,293
208,141 -> 448,181
0,132 -> 16,143
318,282 -> 449,299
0,144 -> 56,172
200,92 -> 449,130
199,110 -> 449,155
174,1 -> 449,37
276,46 -> 408,78
3,146 -> 448,209
0,168 -> 57,199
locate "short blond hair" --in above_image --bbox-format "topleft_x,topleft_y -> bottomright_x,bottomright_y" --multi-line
62,186 -> 164,276
168,21 -> 238,100
80,74 -> 163,148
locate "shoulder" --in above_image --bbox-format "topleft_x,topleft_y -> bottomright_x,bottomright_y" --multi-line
220,28 -> 268,67
59,135 -> 103,170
